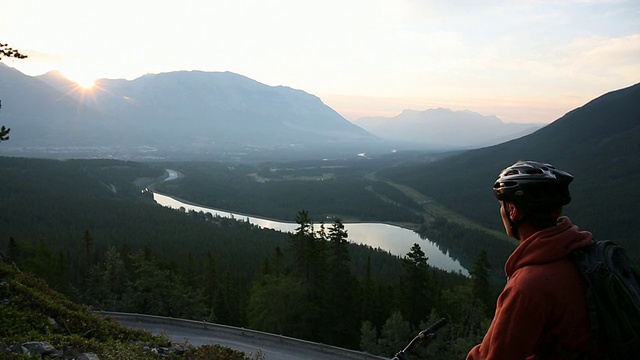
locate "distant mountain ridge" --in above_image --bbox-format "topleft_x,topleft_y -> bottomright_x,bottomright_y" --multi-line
355,108 -> 543,149
2,64 -> 544,160
0,65 -> 379,161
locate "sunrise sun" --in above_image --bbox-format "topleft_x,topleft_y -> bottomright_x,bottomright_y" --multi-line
63,70 -> 98,90
76,78 -> 96,89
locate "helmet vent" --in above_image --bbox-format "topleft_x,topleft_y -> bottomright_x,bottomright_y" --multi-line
492,161 -> 573,206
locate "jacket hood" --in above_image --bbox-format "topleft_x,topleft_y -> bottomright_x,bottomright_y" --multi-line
505,216 -> 592,277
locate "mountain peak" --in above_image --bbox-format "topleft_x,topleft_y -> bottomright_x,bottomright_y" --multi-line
0,66 -> 378,161
355,107 -> 540,149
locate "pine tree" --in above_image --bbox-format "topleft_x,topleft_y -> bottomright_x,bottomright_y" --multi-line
361,255 -> 375,323
324,219 -> 361,348
470,249 -> 493,315
398,243 -> 432,328
7,237 -> 20,262
377,311 -> 413,357
247,273 -> 311,337
287,211 -> 333,342
260,246 -> 285,278
289,210 -> 327,295
203,251 -> 218,309
81,229 -> 93,262
99,246 -> 135,311
289,210 -> 318,281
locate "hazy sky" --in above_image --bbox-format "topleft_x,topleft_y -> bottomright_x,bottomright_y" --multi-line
1,0 -> 639,123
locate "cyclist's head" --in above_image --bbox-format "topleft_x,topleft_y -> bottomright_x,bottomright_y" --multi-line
493,161 -> 573,237
493,160 -> 573,209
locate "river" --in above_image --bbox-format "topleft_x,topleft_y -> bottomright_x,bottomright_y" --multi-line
152,170 -> 467,275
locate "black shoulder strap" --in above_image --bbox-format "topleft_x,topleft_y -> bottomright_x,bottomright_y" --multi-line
568,240 -> 601,350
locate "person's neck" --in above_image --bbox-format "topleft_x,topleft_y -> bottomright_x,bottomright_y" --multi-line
517,222 -> 544,242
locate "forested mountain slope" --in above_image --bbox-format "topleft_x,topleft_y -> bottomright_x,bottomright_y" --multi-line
379,82 -> 640,260
0,156 -> 486,358
0,157 -> 283,269
0,157 -> 404,285
150,158 -> 515,278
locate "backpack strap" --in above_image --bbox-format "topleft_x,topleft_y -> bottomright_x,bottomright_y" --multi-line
568,240 -> 601,351
583,280 -> 600,350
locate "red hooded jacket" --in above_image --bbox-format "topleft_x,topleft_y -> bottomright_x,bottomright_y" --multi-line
467,216 -> 597,359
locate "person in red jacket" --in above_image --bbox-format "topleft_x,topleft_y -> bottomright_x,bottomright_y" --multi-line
467,161 -> 601,360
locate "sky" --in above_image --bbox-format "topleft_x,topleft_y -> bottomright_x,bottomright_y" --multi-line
1,0 -> 639,124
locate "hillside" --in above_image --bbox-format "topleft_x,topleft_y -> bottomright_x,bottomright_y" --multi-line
0,64 -> 384,161
0,157 -> 295,289
379,82 -> 640,260
0,256 -> 263,359
0,156 -> 484,357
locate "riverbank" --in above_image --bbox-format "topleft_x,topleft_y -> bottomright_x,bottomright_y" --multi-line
152,190 -> 468,274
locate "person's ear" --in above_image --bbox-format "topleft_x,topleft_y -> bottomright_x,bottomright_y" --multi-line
507,203 -> 523,221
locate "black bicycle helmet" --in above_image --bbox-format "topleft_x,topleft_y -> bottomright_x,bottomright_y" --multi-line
493,160 -> 573,207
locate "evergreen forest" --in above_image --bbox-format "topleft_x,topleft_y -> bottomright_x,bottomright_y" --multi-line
1,156 -> 503,359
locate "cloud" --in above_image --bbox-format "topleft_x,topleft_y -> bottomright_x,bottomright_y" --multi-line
562,34 -> 640,75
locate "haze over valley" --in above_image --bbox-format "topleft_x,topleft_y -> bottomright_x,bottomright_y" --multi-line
1,64 -> 545,161
355,108 -> 542,149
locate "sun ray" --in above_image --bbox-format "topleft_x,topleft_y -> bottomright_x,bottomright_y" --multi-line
76,78 -> 96,89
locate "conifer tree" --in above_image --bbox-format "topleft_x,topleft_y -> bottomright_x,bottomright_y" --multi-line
214,272 -> 233,325
470,249 -> 493,315
289,210 -> 317,280
203,251 -> 218,310
7,237 -> 20,262
81,229 -> 93,262
324,219 -> 361,348
289,210 -> 327,293
377,311 -> 413,357
99,246 -> 135,311
361,255 -> 375,322
398,243 -> 432,328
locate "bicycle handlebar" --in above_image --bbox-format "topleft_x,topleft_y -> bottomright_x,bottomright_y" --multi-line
391,317 -> 448,360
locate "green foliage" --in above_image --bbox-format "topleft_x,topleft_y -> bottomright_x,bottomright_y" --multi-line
0,258 -> 266,359
323,219 -> 361,348
1,156 -> 502,358
153,161 -> 423,223
370,181 -> 424,212
0,259 -> 156,356
419,216 -> 514,279
470,250 -> 494,315
181,345 -> 266,360
0,157 -> 289,294
359,320 -> 379,354
247,274 -> 311,336
367,311 -> 413,357
151,159 -> 508,279
398,244 -> 433,328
